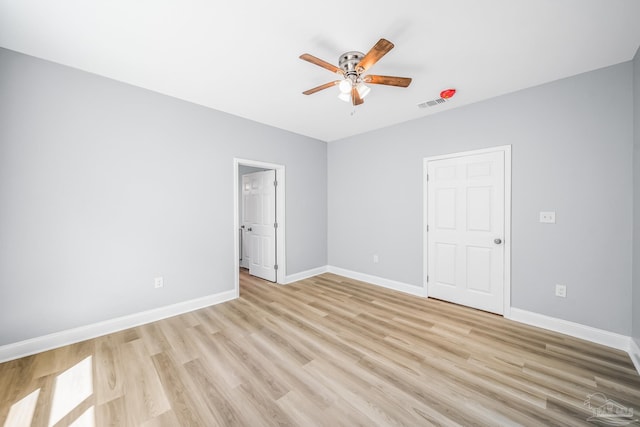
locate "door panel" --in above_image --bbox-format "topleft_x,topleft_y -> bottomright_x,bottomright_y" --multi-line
466,246 -> 492,293
244,170 -> 277,282
427,150 -> 505,314
467,186 -> 492,231
436,188 -> 457,229
435,243 -> 457,286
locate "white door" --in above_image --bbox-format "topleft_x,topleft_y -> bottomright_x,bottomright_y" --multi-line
427,150 -> 506,314
243,170 -> 277,282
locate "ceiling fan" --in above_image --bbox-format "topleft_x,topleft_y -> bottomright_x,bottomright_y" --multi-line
300,38 -> 412,106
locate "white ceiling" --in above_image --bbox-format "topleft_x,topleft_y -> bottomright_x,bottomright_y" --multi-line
1,0 -> 640,142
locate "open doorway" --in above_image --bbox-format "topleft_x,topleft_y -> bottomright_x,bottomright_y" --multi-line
233,159 -> 286,295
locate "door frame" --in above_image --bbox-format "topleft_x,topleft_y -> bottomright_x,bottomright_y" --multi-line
423,145 -> 512,316
234,158 -> 286,294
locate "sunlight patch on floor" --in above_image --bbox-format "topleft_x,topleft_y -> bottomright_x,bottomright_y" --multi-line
69,406 -> 95,427
3,388 -> 40,427
48,356 -> 93,427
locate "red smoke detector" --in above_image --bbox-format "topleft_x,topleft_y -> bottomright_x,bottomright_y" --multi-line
440,88 -> 456,99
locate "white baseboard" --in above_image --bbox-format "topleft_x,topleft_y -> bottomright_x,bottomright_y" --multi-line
326,266 -> 426,297
0,289 -> 237,363
284,266 -> 328,284
629,338 -> 640,375
508,308 -> 630,352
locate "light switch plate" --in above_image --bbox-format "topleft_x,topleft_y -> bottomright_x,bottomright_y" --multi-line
540,211 -> 556,223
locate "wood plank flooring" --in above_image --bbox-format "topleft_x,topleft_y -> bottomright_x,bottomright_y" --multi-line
1,270 -> 639,426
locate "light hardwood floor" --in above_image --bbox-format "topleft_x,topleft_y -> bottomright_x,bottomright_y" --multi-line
1,270 -> 639,426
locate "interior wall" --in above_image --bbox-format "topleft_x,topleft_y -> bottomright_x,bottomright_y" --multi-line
633,46 -> 640,346
328,61 -> 634,335
0,48 -> 328,346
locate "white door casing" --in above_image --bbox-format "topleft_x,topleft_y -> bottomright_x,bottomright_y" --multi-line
424,146 -> 511,315
234,158 -> 286,295
240,174 -> 251,269
245,170 -> 277,282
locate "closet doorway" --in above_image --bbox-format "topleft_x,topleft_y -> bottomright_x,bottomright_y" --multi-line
234,159 -> 286,293
423,146 -> 511,315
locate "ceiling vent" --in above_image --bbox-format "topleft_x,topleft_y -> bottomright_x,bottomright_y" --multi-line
417,97 -> 447,108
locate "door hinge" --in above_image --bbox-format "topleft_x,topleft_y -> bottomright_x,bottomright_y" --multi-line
426,174 -> 429,181
274,180 -> 278,187
274,222 -> 278,229
426,275 -> 429,283
426,225 -> 429,232
274,264 -> 279,270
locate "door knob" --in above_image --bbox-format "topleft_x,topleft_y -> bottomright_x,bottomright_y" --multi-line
494,238 -> 502,245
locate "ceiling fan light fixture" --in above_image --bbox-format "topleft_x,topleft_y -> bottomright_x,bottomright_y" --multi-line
338,92 -> 352,103
338,79 -> 352,93
356,83 -> 371,99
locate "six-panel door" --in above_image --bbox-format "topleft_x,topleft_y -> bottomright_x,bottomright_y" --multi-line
427,151 -> 505,314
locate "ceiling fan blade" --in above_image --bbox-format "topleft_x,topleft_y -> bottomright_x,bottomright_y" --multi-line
302,81 -> 340,95
351,87 -> 364,106
356,38 -> 394,72
363,75 -> 412,87
300,54 -> 344,75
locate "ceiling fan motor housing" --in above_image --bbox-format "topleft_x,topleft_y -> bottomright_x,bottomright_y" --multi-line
339,51 -> 365,81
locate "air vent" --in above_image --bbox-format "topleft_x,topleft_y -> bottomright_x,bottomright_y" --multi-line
418,98 -> 447,108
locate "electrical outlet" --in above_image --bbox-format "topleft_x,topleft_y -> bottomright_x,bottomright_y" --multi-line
540,211 -> 556,223
555,284 -> 566,298
154,276 -> 164,289
373,254 -> 379,264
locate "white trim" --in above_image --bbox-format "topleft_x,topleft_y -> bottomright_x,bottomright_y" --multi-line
508,308 -> 630,352
327,266 -> 427,297
233,158 -> 286,289
284,266 -> 328,284
629,338 -> 640,375
423,145 -> 512,316
503,146 -> 512,317
0,290 -> 236,363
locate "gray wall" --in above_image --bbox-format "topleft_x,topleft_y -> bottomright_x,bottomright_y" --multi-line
633,46 -> 640,346
0,48 -> 327,345
328,62 -> 634,335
